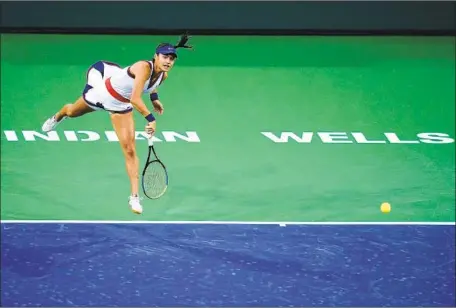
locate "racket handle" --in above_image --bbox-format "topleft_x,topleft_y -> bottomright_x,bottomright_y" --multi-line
147,135 -> 154,146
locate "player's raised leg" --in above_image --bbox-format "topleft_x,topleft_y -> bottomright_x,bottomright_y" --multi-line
110,110 -> 143,214
41,60 -> 107,133
41,96 -> 95,132
55,96 -> 95,121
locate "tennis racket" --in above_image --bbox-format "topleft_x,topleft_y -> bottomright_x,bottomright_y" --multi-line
141,136 -> 168,199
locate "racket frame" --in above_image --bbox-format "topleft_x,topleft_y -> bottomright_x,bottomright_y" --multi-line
141,137 -> 169,199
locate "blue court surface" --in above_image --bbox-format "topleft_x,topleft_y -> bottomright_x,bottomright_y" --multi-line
1,222 -> 455,307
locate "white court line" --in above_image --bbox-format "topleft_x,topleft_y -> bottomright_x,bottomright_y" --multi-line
0,220 -> 454,225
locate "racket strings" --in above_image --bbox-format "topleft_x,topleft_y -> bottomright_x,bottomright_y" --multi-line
143,162 -> 167,198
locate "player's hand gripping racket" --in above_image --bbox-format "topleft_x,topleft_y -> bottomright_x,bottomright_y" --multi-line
141,135 -> 168,199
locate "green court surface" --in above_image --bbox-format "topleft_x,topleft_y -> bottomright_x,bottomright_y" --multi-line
1,34 -> 455,222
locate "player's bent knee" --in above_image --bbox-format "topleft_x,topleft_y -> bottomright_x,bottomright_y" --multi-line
65,104 -> 78,118
66,104 -> 85,118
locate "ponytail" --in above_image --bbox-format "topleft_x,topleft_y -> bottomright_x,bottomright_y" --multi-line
174,33 -> 193,50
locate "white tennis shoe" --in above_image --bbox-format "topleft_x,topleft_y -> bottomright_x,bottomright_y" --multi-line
42,115 -> 67,132
129,195 -> 143,214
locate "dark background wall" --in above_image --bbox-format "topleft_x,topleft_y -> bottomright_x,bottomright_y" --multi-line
1,1 -> 455,35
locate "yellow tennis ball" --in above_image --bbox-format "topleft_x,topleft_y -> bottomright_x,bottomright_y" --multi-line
381,202 -> 391,213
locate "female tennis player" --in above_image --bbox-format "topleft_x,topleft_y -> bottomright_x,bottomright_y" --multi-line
41,34 -> 192,215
